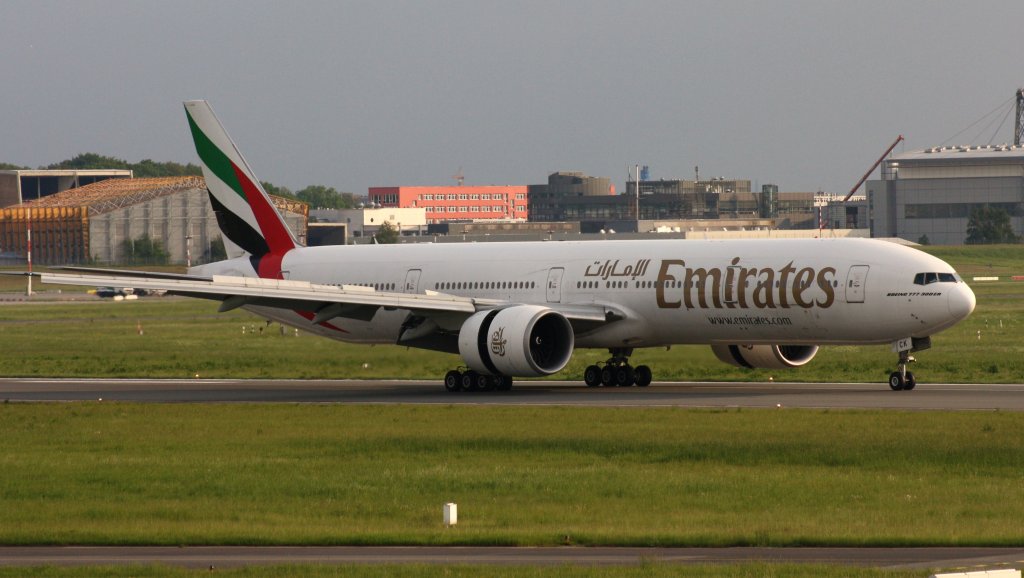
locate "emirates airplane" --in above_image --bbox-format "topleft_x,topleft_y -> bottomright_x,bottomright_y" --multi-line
35,101 -> 976,392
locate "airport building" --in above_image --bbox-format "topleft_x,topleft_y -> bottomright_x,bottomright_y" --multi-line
311,207 -> 427,241
866,145 -> 1024,244
0,169 -> 133,207
368,185 -> 528,224
529,172 -> 818,232
0,176 -> 307,265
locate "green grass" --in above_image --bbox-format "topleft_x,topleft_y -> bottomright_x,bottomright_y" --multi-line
920,244 -> 1024,277
0,244 -> 1021,383
1,286 -> 1021,382
0,564 -> 930,578
1,404 -> 1022,547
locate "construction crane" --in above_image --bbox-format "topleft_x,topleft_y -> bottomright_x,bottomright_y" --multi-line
452,167 -> 464,187
844,135 -> 904,202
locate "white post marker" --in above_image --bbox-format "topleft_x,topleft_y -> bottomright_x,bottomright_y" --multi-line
443,503 -> 457,527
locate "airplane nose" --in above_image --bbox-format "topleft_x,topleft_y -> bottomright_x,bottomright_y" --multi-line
948,283 -> 976,320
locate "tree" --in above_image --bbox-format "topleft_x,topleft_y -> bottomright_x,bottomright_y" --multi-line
917,234 -> 930,245
965,206 -> 1019,245
208,237 -> 227,262
261,181 -> 296,200
374,221 -> 399,244
47,153 -> 130,170
0,162 -> 26,170
294,185 -> 359,209
45,153 -> 201,177
120,235 -> 170,265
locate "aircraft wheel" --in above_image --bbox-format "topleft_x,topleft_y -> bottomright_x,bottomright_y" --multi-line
635,365 -> 652,387
584,365 -> 601,387
478,373 -> 495,391
888,371 -> 905,391
463,371 -> 480,391
600,366 -> 615,387
495,376 -> 513,391
444,370 -> 462,392
904,372 -> 917,391
615,365 -> 635,387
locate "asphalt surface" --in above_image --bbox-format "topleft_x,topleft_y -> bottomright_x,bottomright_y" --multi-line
1,546 -> 1023,570
1,378 -> 1023,410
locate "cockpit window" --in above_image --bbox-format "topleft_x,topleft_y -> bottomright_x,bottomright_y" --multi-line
914,272 -> 958,285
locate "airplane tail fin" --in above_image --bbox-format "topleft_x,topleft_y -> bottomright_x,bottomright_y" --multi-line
183,100 -> 298,275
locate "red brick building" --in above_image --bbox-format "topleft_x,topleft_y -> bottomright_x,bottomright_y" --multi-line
369,186 -> 528,224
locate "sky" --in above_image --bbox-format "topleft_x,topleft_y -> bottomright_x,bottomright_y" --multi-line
2,0 -> 1023,196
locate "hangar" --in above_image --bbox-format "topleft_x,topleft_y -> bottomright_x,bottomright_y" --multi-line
867,145 -> 1024,244
0,169 -> 133,207
0,176 -> 307,265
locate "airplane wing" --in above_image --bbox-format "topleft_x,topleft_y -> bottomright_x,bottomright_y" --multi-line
27,271 -> 622,329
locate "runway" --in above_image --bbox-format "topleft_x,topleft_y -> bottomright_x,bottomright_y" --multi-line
0,545 -> 1022,570
1,377 -> 1023,410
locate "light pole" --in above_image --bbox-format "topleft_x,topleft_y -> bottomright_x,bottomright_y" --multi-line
26,206 -> 32,296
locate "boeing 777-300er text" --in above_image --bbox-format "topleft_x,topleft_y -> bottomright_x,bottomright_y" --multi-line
30,101 -> 976,391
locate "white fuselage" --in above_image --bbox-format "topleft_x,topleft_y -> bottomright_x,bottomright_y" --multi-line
194,237 -> 975,351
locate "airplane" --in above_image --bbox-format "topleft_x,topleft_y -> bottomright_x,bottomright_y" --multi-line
31,100 -> 976,392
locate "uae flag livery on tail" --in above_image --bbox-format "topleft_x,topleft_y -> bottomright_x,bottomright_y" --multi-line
184,100 -> 297,278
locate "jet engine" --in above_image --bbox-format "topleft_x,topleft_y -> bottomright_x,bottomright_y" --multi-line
711,344 -> 819,369
458,305 -> 574,377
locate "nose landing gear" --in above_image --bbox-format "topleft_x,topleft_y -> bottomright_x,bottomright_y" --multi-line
888,351 -> 917,391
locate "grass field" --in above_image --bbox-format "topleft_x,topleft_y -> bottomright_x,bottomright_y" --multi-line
0,564 -> 928,578
2,404 -> 1022,547
0,243 -> 1021,384
0,565 -> 929,578
2,257 -> 1022,383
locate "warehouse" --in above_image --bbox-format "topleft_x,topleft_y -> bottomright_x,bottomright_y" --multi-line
0,176 -> 307,265
867,145 -> 1024,244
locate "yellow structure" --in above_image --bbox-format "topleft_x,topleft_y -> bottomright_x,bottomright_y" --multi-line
0,177 -> 307,265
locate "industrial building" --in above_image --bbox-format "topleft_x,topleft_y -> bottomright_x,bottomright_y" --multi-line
529,172 -> 818,232
368,185 -> 528,223
0,176 -> 306,265
865,90 -> 1024,244
311,207 -> 427,240
0,169 -> 133,207
867,145 -> 1024,244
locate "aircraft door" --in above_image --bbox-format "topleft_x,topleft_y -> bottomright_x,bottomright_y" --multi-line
846,265 -> 869,303
404,269 -> 422,294
546,267 -> 564,303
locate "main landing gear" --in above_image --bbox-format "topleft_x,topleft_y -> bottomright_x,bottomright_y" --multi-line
443,369 -> 513,393
584,349 -> 652,388
888,351 -> 917,391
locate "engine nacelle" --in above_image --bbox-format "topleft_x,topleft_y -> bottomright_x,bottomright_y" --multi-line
711,344 -> 819,370
458,305 -> 574,377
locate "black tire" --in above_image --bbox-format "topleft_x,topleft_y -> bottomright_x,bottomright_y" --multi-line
463,371 -> 479,391
600,366 -> 614,387
904,372 -> 917,391
495,376 -> 513,391
444,370 -> 462,392
888,371 -> 905,391
584,365 -> 601,387
635,365 -> 652,387
478,373 -> 494,391
615,365 -> 635,387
